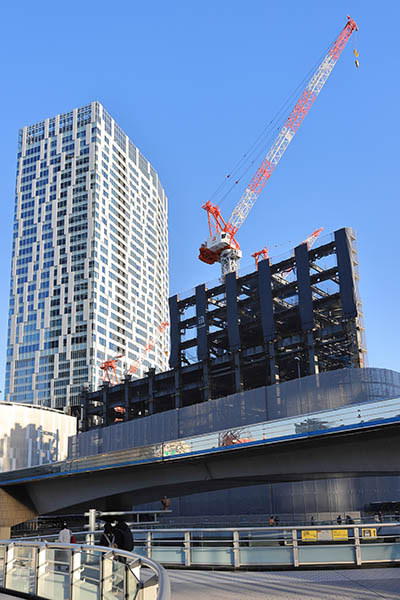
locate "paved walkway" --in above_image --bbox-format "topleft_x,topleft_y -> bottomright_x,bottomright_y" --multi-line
169,568 -> 400,599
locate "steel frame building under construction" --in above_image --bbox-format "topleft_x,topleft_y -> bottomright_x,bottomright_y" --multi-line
81,227 -> 366,430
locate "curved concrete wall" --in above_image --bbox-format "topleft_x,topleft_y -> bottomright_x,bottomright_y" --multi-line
0,403 -> 76,472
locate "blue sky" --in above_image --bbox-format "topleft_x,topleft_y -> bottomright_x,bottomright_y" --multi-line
0,0 -> 398,390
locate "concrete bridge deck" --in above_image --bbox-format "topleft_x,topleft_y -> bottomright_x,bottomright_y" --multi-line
169,568 -> 400,599
0,397 -> 398,529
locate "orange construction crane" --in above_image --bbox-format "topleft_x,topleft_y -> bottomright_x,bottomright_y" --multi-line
281,227 -> 323,279
252,227 -> 323,273
199,17 -> 358,278
252,246 -> 269,269
111,322 -> 169,420
100,354 -> 124,386
128,321 -> 169,376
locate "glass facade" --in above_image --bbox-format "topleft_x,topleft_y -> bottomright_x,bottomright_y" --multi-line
5,102 -> 169,407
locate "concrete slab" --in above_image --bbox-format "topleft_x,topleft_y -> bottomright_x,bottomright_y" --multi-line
169,568 -> 400,599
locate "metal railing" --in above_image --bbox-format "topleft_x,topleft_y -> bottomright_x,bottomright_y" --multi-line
24,522 -> 400,570
0,540 -> 170,599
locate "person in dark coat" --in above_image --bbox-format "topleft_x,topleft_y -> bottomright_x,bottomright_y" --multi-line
99,522 -> 117,548
114,519 -> 133,552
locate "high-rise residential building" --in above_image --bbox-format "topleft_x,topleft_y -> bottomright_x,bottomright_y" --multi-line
5,102 -> 169,408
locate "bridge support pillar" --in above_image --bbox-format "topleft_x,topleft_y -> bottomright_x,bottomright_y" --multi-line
0,488 -> 37,538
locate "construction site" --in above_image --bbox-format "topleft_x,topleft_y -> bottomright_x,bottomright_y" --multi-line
79,17 -> 364,429
80,226 -> 366,430
70,17 -> 400,516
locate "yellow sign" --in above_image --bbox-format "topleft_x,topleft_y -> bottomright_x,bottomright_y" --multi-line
301,530 -> 317,541
362,528 -> 377,539
332,529 -> 348,541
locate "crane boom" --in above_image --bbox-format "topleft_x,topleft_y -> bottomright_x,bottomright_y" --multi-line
199,16 -> 358,277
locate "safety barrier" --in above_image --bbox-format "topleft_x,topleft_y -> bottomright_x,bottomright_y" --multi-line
0,540 -> 170,599
128,523 -> 400,568
24,523 -> 400,570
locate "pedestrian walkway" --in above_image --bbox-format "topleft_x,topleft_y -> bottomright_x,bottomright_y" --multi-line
169,568 -> 400,599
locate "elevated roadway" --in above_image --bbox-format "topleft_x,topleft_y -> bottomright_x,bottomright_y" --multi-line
0,397 -> 398,530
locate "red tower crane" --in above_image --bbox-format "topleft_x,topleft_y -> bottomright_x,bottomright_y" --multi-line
253,227 -> 323,271
252,246 -> 269,269
199,16 -> 358,277
128,321 -> 169,376
100,354 -> 124,386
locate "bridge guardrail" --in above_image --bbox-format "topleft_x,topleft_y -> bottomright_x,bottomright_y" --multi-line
23,523 -> 400,570
0,540 -> 170,600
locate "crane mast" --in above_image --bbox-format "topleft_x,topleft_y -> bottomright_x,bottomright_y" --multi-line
199,16 -> 358,277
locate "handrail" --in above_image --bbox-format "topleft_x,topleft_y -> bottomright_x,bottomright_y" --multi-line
15,522 -> 400,571
20,521 -> 399,538
0,540 -> 170,600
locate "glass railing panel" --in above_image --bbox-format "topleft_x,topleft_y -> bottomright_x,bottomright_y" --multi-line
298,545 -> 356,564
0,545 -> 6,586
191,531 -> 233,565
126,562 -> 140,598
360,543 -> 400,563
240,546 -> 293,565
71,548 -> 101,600
101,555 -> 125,600
37,547 -> 71,599
191,547 -> 233,566
150,547 -> 185,565
5,544 -> 36,594
150,531 -> 184,563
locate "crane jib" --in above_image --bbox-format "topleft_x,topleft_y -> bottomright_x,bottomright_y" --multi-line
199,16 -> 358,275
225,17 -> 357,233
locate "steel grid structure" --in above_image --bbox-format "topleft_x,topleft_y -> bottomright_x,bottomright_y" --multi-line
78,227 -> 366,430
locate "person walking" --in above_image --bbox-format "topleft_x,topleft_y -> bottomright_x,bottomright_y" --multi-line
336,515 -> 342,525
58,523 -> 72,543
311,516 -> 315,526
275,515 -> 280,526
57,522 -> 73,572
114,519 -> 133,552
99,522 -> 117,548
269,515 -> 275,527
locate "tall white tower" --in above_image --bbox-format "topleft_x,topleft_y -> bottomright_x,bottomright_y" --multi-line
5,102 -> 169,408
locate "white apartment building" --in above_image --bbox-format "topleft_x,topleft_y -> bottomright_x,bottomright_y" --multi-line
5,102 -> 169,408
